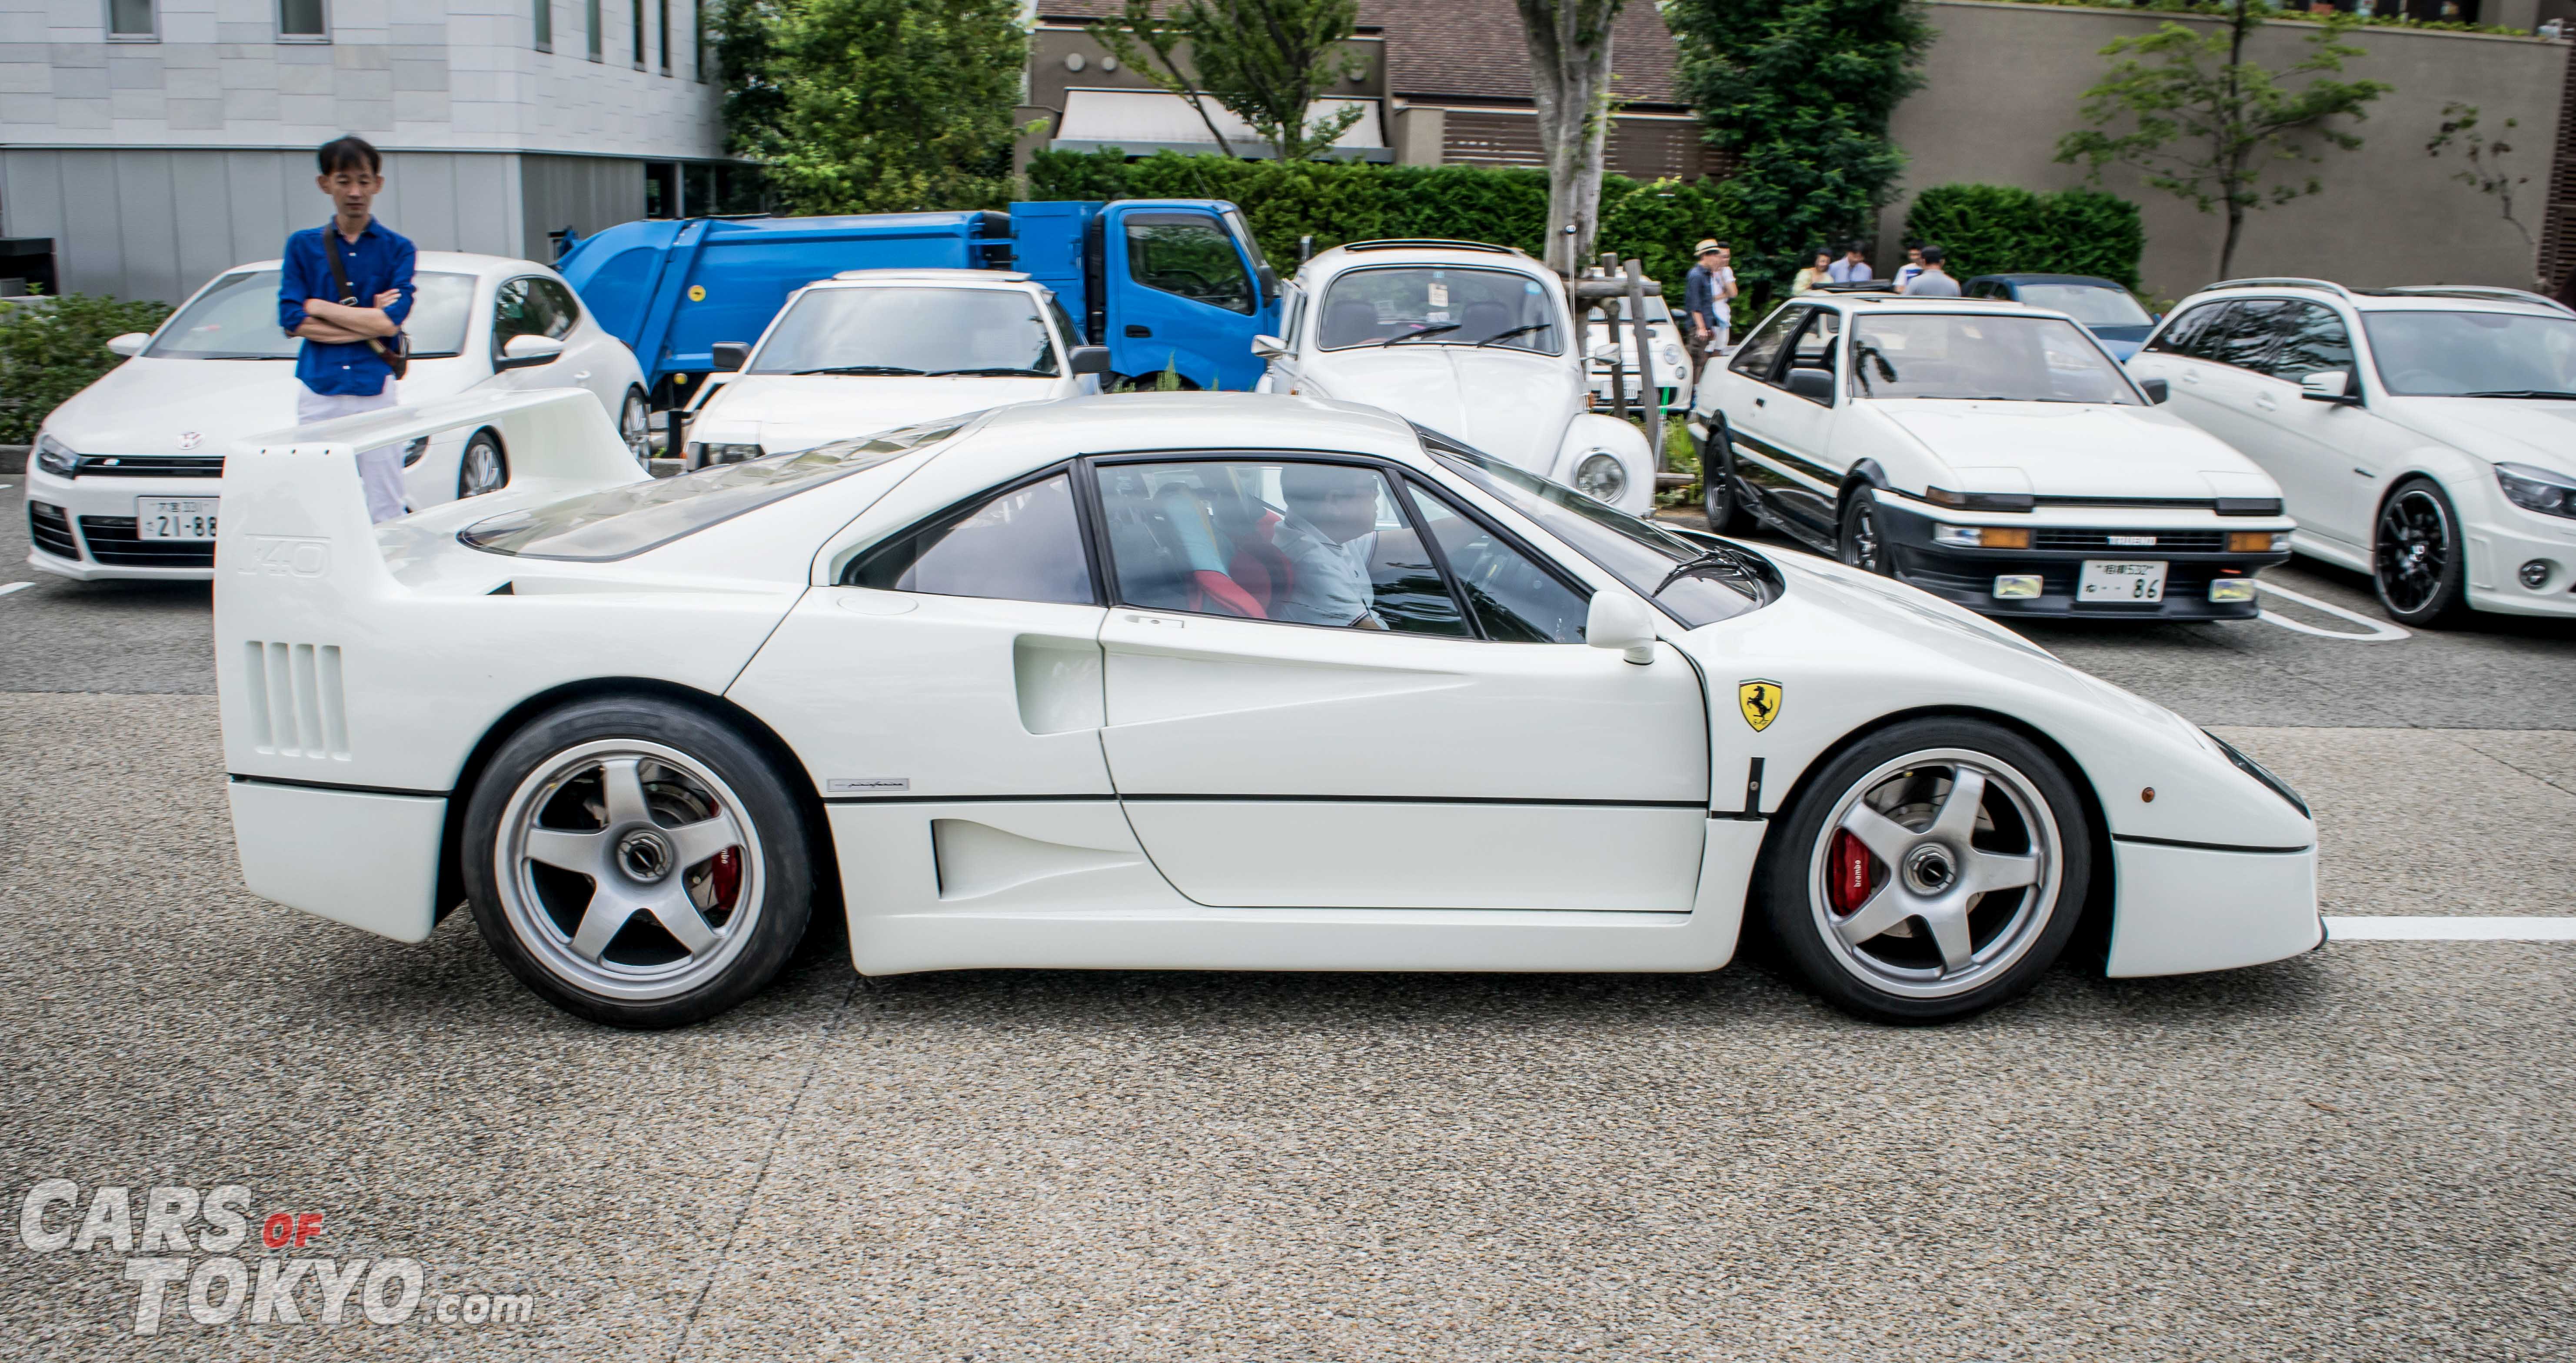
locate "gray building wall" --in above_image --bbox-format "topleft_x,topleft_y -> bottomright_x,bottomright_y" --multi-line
1882,1 -> 2570,302
519,152 -> 645,262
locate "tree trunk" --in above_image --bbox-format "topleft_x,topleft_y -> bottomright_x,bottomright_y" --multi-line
1516,0 -> 1621,276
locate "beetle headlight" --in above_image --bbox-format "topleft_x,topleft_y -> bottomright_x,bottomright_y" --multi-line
34,433 -> 79,477
1573,452 -> 1627,503
2496,462 -> 2576,519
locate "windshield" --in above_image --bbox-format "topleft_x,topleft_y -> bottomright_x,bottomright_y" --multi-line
1850,313 -> 2140,404
146,269 -> 476,359
458,421 -> 964,561
1318,266 -> 1565,354
749,287 -> 1059,376
2011,283 -> 2151,328
1428,439 -> 1768,628
2361,309 -> 2576,396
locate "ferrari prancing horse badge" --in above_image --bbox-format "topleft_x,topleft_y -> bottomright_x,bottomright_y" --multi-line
1737,680 -> 1782,732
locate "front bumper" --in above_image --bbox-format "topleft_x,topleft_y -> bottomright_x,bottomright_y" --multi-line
2105,838 -> 2322,977
2464,505 -> 2576,618
1877,499 -> 2291,620
24,465 -> 223,580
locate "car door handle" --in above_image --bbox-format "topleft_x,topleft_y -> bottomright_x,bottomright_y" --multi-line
573,370 -> 591,380
2180,370 -> 2200,384
1125,325 -> 1152,338
2253,392 -> 2277,410
1753,396 -> 1766,407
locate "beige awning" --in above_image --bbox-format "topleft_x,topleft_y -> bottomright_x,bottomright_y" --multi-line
1051,88 -> 1389,161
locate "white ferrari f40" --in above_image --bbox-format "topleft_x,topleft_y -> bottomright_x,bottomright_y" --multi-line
217,389 -> 2322,1027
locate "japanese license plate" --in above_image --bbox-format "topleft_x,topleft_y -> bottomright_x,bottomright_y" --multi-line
136,497 -> 219,541
2078,559 -> 2166,603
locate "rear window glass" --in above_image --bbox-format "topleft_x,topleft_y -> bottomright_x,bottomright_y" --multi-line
458,422 -> 963,561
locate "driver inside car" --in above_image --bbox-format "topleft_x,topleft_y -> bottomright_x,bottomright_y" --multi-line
1272,464 -> 1386,628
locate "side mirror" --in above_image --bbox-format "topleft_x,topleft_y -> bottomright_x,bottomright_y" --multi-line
1588,342 -> 1623,363
1785,366 -> 1837,404
1249,334 -> 1288,361
106,332 -> 150,357
495,334 -> 566,370
1585,590 -> 1659,665
1067,345 -> 1112,375
2139,377 -> 2170,404
2301,369 -> 2360,405
709,341 -> 750,373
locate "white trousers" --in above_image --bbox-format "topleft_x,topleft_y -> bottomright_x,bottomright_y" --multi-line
296,384 -> 406,524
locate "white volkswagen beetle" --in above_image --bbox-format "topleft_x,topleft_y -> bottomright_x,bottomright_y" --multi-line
680,268 -> 1108,466
23,252 -> 649,581
216,389 -> 2321,1030
1252,240 -> 1656,513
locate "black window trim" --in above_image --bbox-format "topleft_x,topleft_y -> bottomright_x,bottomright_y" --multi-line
1075,448 -> 1561,641
1391,474 -> 1597,644
839,459 -> 1108,607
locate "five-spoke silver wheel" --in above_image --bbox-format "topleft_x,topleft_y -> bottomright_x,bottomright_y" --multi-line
493,739 -> 763,1004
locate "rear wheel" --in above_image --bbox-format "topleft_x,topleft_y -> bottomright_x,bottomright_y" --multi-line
1838,493 -> 1891,575
1701,417 -> 1756,535
619,387 -> 654,465
456,429 -> 508,499
1758,718 -> 2091,1024
463,697 -> 812,1028
2373,477 -> 2468,626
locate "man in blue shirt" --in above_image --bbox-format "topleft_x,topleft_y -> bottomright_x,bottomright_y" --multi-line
279,135 -> 416,522
1827,240 -> 1874,285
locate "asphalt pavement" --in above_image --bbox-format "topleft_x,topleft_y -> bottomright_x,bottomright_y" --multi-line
3,501 -> 2573,1360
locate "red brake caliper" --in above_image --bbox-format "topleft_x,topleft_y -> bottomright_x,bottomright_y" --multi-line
1827,829 -> 1877,915
709,848 -> 742,910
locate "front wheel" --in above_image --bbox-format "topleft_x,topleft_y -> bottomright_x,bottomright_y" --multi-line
1757,718 -> 2092,1024
456,428 -> 508,499
2373,477 -> 2468,627
462,697 -> 814,1028
1701,418 -> 1756,535
619,387 -> 654,465
1838,493 -> 1892,575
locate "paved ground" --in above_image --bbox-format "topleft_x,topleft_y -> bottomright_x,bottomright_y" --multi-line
4,505 -> 2574,1360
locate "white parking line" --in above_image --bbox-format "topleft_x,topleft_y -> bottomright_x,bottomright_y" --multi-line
2326,915 -> 2576,941
2255,582 -> 2411,642
0,582 -> 31,597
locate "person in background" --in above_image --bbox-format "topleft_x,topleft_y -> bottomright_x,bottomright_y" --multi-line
279,134 -> 416,524
1894,242 -> 1927,292
1791,248 -> 1833,296
1827,240 -> 1874,285
1682,239 -> 1737,377
1904,244 -> 1962,297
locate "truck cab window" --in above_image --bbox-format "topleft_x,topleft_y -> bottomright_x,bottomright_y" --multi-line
1125,216 -> 1256,316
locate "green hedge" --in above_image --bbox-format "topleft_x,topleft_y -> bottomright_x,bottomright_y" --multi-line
0,294 -> 173,445
1899,184 -> 2143,290
1026,150 -> 1750,310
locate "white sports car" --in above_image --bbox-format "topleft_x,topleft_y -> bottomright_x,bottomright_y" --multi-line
217,389 -> 2322,1028
24,251 -> 648,581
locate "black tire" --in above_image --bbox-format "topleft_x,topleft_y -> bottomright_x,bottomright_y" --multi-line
1838,492 -> 1892,575
456,428 -> 508,499
2373,476 -> 2469,627
462,696 -> 814,1029
1756,718 -> 2092,1024
619,387 -> 654,465
1701,417 -> 1757,535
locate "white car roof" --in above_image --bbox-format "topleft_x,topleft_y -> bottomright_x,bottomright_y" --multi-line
1794,293 -> 2091,327
944,391 -> 1427,472
206,251 -> 562,281
2174,279 -> 2571,318
1300,241 -> 1552,284
819,269 -> 1037,287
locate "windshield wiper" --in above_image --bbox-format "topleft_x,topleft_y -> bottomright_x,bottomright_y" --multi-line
791,365 -> 925,376
2459,389 -> 2576,400
1653,542 -> 1773,600
1475,322 -> 1554,349
923,366 -> 1052,377
1379,323 -> 1463,348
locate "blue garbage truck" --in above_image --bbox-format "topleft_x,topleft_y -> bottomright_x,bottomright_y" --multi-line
555,199 -> 1281,402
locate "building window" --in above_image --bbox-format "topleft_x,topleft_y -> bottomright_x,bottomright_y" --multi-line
692,0 -> 706,80
658,0 -> 670,72
106,0 -> 155,40
534,0 -> 551,50
586,0 -> 601,60
644,162 -> 679,219
632,0 -> 645,66
278,0 -> 327,40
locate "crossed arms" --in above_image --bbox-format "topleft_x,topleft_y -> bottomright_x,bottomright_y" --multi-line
292,291 -> 402,343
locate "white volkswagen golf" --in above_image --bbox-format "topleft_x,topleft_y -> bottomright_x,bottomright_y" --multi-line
217,388 -> 2321,1030
23,252 -> 648,581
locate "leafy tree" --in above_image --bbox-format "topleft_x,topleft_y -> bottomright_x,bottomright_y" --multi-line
714,0 -> 1027,214
2426,102 -> 2529,247
1511,0 -> 1627,276
0,294 -> 173,445
2055,1 -> 2388,281
1671,0 -> 1931,307
1098,0 -> 1366,163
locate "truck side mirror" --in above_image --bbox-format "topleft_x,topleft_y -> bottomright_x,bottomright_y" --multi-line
1258,264 -> 1281,305
1250,335 -> 1288,360
1784,366 -> 1837,405
710,342 -> 749,372
2139,377 -> 2169,404
1068,346 -> 1112,376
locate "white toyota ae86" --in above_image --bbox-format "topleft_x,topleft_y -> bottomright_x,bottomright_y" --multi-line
216,390 -> 2322,1028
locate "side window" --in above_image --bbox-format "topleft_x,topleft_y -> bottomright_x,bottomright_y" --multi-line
2145,301 -> 2226,357
1404,482 -> 1589,644
845,472 -> 1095,606
491,278 -> 571,355
1093,460 -> 1469,636
2204,299 -> 2293,372
1787,309 -> 1842,371
2262,303 -> 2354,384
1729,307 -> 1804,381
531,279 -> 580,338
1278,285 -> 1306,350
1125,216 -> 1255,316
1044,292 -> 1085,349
